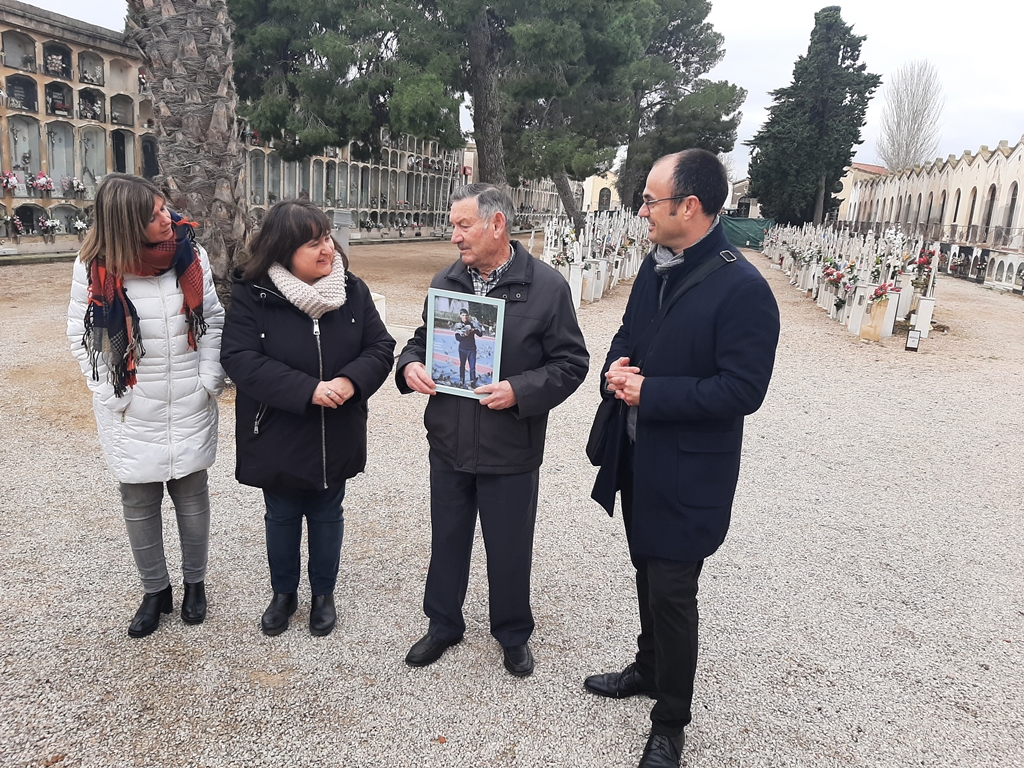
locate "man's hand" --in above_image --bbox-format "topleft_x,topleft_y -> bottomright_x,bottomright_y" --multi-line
403,362 -> 437,395
476,380 -> 516,410
605,356 -> 643,406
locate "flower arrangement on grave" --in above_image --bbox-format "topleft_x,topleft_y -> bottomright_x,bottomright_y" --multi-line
914,249 -> 934,276
821,264 -> 845,286
72,214 -> 89,234
38,216 -> 61,235
1,172 -> 21,191
28,173 -> 55,193
9,215 -> 26,235
61,176 -> 86,195
45,54 -> 67,76
869,282 -> 893,304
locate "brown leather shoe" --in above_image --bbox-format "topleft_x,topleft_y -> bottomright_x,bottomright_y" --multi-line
584,662 -> 656,699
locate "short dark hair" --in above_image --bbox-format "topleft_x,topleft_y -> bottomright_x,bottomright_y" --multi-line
243,199 -> 345,280
450,183 -> 515,232
660,150 -> 729,216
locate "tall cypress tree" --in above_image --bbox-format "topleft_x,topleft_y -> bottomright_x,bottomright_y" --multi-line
746,6 -> 880,225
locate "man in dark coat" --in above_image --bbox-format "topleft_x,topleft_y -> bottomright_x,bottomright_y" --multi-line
586,150 -> 780,767
397,183 -> 588,677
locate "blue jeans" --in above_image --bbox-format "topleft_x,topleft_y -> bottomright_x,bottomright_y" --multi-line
263,483 -> 346,596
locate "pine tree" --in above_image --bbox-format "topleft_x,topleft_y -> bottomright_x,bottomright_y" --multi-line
746,6 -> 880,225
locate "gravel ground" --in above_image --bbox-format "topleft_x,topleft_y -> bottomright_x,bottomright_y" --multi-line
1,243 -> 1022,768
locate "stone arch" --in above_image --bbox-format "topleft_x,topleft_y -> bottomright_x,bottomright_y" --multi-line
108,59 -> 132,92
79,125 -> 106,196
78,51 -> 105,85
49,203 -> 80,233
966,187 -> 978,227
110,94 -> 134,126
5,73 -> 38,113
8,114 -> 41,190
111,129 -> 135,174
1005,182 -> 1018,229
312,160 -> 324,205
995,261 -> 1005,281
78,88 -> 105,121
249,149 -> 266,204
15,203 -> 47,234
141,135 -> 159,179
45,121 -> 75,189
44,81 -> 73,117
952,189 -> 962,224
2,31 -> 37,72
42,41 -> 72,79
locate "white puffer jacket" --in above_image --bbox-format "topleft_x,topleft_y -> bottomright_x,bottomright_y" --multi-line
67,245 -> 226,484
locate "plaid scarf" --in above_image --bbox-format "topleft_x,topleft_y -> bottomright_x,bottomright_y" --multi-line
83,214 -> 207,397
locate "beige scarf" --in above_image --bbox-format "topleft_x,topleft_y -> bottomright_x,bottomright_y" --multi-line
268,254 -> 348,319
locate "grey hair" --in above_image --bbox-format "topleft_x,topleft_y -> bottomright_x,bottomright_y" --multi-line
450,183 -> 515,232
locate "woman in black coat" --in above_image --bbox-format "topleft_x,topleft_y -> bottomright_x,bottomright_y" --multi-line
221,200 -> 395,636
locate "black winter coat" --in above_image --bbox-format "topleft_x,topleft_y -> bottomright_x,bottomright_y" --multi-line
591,223 -> 779,562
396,242 -> 589,474
221,271 -> 395,491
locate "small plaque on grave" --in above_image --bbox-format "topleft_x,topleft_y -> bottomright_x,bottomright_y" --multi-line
905,329 -> 921,351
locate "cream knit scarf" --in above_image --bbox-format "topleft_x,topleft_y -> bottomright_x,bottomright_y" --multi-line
268,254 -> 348,319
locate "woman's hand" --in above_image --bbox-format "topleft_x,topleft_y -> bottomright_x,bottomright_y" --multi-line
313,376 -> 355,408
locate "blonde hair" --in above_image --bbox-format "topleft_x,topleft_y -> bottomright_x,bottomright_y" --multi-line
79,173 -> 167,274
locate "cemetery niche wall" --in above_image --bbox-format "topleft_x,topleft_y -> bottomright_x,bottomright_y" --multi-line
841,136 -> 1024,294
1,0 -> 155,249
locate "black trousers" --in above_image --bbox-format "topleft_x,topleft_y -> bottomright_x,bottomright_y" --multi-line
620,442 -> 704,737
423,448 -> 539,647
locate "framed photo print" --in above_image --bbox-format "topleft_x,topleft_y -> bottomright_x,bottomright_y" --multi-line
425,288 -> 505,399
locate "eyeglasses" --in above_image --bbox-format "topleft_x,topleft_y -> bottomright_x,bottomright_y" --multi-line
640,194 -> 692,211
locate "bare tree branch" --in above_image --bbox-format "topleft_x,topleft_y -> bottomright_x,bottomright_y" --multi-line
875,60 -> 944,172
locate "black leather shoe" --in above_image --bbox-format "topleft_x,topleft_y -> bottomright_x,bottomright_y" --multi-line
127,585 -> 173,638
181,581 -> 207,625
261,592 -> 298,636
405,632 -> 461,667
310,593 -> 336,636
638,732 -> 684,768
502,644 -> 534,677
584,662 -> 657,699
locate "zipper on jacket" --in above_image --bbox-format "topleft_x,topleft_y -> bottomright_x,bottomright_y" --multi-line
158,273 -> 177,470
253,403 -> 268,435
313,318 -> 328,489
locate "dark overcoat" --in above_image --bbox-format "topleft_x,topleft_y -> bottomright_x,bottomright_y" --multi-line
396,241 -> 589,474
591,223 -> 780,562
221,271 -> 395,491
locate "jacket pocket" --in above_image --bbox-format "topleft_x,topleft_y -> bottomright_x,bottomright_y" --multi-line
676,431 -> 741,508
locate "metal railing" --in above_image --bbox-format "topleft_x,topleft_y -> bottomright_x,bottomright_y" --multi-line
838,220 -> 1024,251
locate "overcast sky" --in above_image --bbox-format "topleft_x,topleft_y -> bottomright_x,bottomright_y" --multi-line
28,0 -> 1024,179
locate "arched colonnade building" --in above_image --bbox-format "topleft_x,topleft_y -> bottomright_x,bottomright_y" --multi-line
842,137 -> 1024,290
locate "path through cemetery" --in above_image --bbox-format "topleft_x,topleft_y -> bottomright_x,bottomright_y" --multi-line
1,243 -> 1021,767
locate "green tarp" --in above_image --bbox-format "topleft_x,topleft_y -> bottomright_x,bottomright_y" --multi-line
721,216 -> 775,250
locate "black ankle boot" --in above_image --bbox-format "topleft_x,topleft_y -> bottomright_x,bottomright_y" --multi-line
128,585 -> 173,638
182,581 -> 207,625
310,593 -> 336,636
261,592 -> 298,636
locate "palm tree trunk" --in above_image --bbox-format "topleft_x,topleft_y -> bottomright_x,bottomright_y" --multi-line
126,0 -> 249,303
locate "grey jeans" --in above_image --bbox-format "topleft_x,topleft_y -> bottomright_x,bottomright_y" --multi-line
119,469 -> 211,594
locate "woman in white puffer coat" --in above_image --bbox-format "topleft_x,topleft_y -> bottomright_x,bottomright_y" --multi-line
67,173 -> 225,639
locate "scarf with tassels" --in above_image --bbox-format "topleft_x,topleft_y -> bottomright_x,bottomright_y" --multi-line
83,213 -> 207,397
